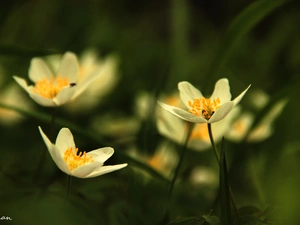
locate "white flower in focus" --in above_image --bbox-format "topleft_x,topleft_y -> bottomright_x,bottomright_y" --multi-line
38,127 -> 127,178
158,78 -> 250,124
13,52 -> 101,107
157,93 -> 240,150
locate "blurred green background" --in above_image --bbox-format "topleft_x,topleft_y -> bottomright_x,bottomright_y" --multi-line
0,0 -> 299,224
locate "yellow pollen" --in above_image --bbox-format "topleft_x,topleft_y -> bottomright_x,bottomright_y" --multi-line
34,76 -> 69,99
63,147 -> 94,171
188,97 -> 221,120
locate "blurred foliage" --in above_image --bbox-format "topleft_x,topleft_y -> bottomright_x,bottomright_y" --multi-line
0,0 -> 300,224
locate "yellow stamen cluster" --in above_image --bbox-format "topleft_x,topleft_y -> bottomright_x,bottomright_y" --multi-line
188,97 -> 221,120
63,147 -> 94,171
34,76 -> 69,99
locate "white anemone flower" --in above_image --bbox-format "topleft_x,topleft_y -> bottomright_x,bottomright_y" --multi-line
45,49 -> 119,112
157,106 -> 240,151
38,127 -> 127,178
158,78 -> 250,124
13,52 -> 101,107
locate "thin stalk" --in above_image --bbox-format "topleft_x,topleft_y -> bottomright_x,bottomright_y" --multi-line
207,123 -> 240,217
160,122 -> 195,225
168,122 -> 195,198
207,123 -> 220,165
65,175 -> 72,200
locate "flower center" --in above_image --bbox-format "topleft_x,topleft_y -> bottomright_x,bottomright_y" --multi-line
63,147 -> 94,171
188,97 -> 221,120
34,76 -> 69,99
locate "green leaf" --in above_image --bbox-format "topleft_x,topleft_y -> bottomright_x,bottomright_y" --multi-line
237,215 -> 264,225
206,0 -> 288,83
220,137 -> 231,225
238,206 -> 261,217
167,215 -> 220,225
204,215 -> 220,225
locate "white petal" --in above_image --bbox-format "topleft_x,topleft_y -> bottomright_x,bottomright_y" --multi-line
210,78 -> 231,103
38,126 -> 54,150
156,109 -> 185,143
57,52 -> 79,83
71,161 -> 103,178
55,128 -> 76,158
158,101 -> 208,123
28,91 -> 57,107
13,76 -> 30,93
71,69 -> 102,100
208,101 -> 234,123
232,84 -> 251,106
84,163 -> 128,178
38,127 -> 70,175
29,58 -> 53,82
53,85 -> 77,106
178,81 -> 203,109
87,147 -> 114,163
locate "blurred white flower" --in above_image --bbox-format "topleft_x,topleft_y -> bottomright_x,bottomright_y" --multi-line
146,142 -> 179,178
46,49 -> 119,112
225,112 -> 254,142
13,52 -> 101,107
0,65 -> 34,126
226,89 -> 288,143
134,91 -> 157,120
39,126 -> 127,178
0,83 -> 34,126
189,166 -> 218,188
158,78 -> 250,124
247,99 -> 288,142
128,142 -> 179,179
247,89 -> 270,110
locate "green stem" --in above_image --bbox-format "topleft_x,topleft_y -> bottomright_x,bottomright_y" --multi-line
65,175 -> 72,200
168,122 -> 195,198
207,123 -> 220,165
207,123 -> 240,217
160,122 -> 195,225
